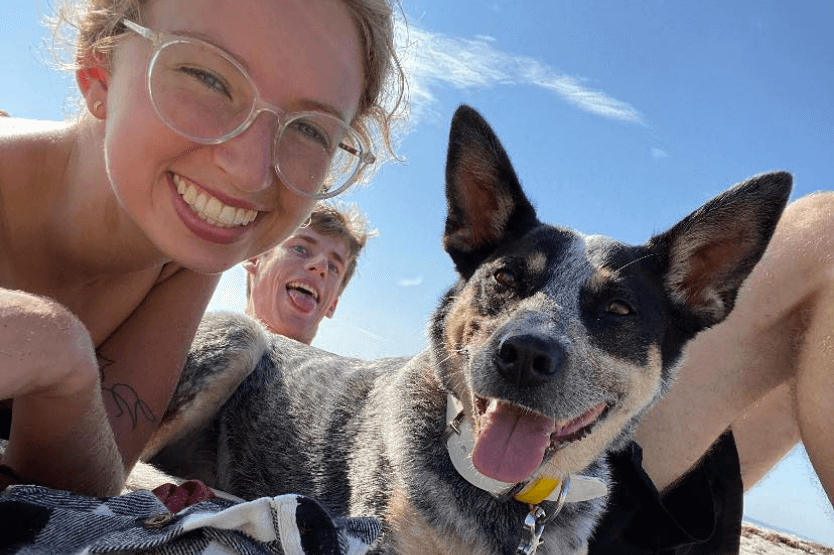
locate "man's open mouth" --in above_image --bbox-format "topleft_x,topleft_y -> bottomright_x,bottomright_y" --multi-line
287,281 -> 319,301
286,281 -> 319,312
470,396 -> 610,484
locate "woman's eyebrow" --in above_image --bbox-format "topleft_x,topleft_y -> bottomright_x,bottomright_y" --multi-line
296,99 -> 349,121
169,28 -> 350,121
170,28 -> 252,71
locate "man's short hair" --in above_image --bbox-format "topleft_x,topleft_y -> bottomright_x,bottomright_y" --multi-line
246,203 -> 375,299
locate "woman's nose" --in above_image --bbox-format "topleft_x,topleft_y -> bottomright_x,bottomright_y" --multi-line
211,113 -> 276,193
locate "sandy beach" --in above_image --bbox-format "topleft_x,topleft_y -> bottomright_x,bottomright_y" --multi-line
741,523 -> 834,555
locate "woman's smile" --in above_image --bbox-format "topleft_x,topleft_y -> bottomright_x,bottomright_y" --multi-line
168,172 -> 260,245
172,173 -> 259,228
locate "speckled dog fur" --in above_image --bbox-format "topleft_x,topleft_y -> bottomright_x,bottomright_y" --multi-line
147,106 -> 791,554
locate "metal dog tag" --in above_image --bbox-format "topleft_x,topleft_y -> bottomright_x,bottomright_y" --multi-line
517,506 -> 546,555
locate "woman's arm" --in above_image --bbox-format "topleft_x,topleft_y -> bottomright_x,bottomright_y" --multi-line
95,267 -> 220,474
1,289 -> 124,496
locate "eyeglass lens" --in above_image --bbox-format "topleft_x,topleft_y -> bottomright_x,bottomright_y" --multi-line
148,39 -> 363,197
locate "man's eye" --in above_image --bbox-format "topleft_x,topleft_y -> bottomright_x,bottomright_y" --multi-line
292,245 -> 308,255
329,263 -> 341,275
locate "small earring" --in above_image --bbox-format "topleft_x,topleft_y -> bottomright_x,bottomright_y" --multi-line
299,215 -> 312,229
92,101 -> 103,114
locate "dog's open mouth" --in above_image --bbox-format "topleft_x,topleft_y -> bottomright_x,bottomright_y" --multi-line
470,397 -> 609,484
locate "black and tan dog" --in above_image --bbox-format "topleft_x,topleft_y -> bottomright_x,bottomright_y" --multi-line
146,105 -> 791,554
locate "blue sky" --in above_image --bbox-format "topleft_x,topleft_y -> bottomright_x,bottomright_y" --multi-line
4,0 -> 833,544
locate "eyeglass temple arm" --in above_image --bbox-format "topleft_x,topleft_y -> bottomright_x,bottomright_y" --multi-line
123,19 -> 152,39
339,143 -> 376,165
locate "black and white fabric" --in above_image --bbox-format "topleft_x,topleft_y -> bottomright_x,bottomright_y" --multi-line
0,485 -> 380,555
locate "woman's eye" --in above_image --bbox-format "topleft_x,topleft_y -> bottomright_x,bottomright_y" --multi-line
289,120 -> 331,150
605,299 -> 633,316
494,268 -> 517,288
292,245 -> 308,255
180,66 -> 232,99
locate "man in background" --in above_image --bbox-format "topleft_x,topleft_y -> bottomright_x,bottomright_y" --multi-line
244,204 -> 374,345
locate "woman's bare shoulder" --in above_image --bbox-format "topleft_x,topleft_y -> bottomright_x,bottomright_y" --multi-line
0,117 -> 74,194
0,115 -> 73,143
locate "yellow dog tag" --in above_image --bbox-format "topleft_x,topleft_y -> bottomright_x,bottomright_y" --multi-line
514,477 -> 561,504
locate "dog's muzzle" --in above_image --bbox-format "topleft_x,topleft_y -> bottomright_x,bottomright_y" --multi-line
444,394 -> 608,506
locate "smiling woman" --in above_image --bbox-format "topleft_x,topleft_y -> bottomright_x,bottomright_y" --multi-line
0,0 -> 404,498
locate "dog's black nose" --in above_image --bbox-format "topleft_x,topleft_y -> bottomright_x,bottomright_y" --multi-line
496,334 -> 563,387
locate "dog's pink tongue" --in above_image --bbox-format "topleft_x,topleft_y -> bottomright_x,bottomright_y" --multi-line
471,401 -> 556,483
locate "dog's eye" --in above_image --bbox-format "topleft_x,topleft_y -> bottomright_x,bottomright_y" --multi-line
494,268 -> 517,288
606,299 -> 633,316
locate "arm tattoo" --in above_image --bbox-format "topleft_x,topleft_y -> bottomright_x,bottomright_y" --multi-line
96,351 -> 157,430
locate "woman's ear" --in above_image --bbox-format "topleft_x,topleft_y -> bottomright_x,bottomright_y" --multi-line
76,53 -> 109,119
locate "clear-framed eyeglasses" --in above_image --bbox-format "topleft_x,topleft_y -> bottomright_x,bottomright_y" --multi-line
122,19 -> 374,199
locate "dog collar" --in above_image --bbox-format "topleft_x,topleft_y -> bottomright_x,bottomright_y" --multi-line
444,394 -> 607,506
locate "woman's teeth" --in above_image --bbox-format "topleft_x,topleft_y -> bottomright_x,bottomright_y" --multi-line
174,174 -> 258,228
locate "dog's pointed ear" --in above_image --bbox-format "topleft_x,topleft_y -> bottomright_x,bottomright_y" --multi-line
649,171 -> 792,327
443,105 -> 539,278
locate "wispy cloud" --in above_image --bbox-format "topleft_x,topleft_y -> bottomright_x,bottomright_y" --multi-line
650,147 -> 669,159
397,275 -> 424,287
396,22 -> 644,125
350,325 -> 387,342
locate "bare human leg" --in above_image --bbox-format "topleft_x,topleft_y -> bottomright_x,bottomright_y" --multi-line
634,191 -> 834,504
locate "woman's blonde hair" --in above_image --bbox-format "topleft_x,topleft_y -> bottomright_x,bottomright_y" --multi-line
48,0 -> 407,163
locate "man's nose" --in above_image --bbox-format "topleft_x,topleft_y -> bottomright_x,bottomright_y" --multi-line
307,254 -> 328,276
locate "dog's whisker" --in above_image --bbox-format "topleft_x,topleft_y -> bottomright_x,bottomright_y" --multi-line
435,347 -> 467,368
612,253 -> 656,275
